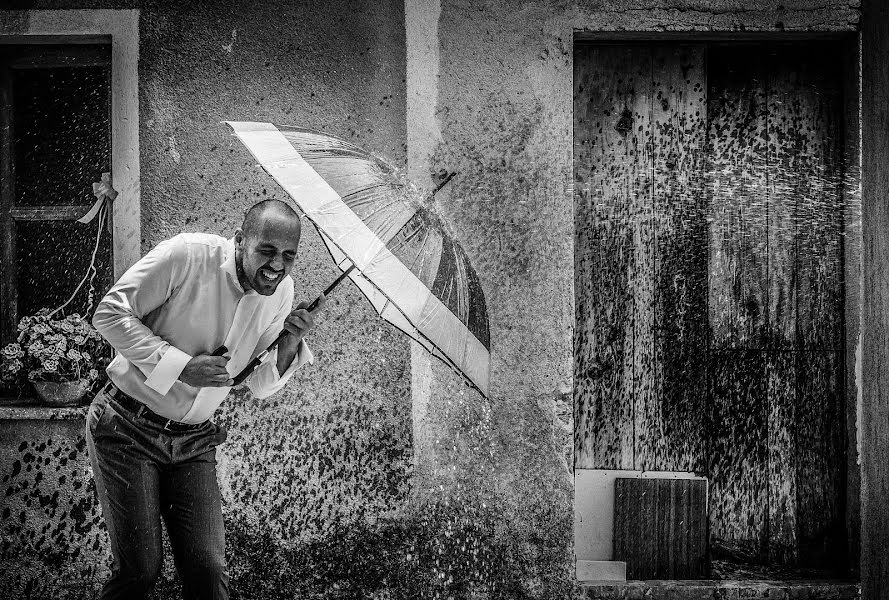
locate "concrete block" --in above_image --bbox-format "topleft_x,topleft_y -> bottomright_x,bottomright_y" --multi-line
576,560 -> 627,582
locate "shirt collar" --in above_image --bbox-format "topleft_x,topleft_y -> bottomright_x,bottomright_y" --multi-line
220,237 -> 251,295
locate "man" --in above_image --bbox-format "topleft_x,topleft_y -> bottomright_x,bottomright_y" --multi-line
86,199 -> 324,600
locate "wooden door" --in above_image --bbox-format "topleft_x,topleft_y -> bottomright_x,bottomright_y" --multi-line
574,42 -> 847,569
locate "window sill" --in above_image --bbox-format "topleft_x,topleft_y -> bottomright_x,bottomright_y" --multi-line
0,398 -> 88,420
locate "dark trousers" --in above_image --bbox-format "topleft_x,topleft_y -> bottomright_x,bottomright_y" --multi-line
85,388 -> 230,600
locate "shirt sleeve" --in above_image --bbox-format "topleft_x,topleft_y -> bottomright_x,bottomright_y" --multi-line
92,236 -> 193,396
245,280 -> 314,399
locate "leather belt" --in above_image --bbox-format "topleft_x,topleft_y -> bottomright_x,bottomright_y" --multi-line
104,382 -> 205,433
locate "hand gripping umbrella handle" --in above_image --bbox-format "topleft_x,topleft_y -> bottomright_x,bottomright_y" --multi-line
211,264 -> 355,384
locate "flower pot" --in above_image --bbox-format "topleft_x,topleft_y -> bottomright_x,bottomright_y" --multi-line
31,379 -> 91,407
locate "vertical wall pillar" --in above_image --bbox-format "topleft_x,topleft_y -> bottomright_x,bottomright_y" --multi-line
404,0 -> 443,487
860,0 -> 889,597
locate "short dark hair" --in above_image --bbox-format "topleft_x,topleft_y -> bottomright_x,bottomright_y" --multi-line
242,199 -> 300,237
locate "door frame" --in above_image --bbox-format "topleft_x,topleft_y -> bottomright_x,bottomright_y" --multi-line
858,2 -> 889,599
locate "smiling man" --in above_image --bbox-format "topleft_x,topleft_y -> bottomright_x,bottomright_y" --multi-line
86,199 -> 324,600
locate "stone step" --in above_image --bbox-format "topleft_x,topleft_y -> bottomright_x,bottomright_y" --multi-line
579,580 -> 860,600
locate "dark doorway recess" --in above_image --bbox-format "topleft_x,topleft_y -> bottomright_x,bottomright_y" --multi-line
574,41 -> 857,578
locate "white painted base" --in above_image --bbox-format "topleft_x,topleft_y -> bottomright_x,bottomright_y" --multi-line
576,560 -> 626,582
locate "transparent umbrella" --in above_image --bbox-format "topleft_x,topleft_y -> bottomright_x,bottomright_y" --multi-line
221,121 -> 491,397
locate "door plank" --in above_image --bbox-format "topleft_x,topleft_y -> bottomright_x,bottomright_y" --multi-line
766,350 -> 798,564
574,45 -> 652,469
765,48 -> 798,349
706,46 -> 771,560
785,46 -> 844,352
707,349 -> 768,560
763,46 -> 803,566
629,47 -> 659,471
796,350 -> 845,566
707,46 -> 769,350
763,43 -> 845,567
650,44 -> 709,473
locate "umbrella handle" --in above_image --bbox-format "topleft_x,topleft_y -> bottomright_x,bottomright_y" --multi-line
211,264 -> 357,378
226,330 -> 288,385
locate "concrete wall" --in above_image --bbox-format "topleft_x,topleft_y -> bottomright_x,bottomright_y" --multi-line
0,0 -> 864,599
0,414 -> 106,597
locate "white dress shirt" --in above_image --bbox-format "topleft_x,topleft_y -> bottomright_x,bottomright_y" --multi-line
93,232 -> 312,424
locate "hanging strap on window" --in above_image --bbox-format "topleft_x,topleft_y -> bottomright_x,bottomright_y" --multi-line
78,172 -> 117,225
46,173 -> 115,320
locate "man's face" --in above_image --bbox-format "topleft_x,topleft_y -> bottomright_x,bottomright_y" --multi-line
235,213 -> 301,296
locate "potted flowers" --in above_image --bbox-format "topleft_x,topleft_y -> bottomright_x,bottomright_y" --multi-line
1,310 -> 110,407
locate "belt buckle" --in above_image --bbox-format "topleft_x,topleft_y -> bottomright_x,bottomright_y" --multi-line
162,419 -> 177,432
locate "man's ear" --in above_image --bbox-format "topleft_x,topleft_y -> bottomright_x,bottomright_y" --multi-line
234,228 -> 244,246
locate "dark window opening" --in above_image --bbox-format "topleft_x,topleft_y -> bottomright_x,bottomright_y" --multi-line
0,44 -> 114,349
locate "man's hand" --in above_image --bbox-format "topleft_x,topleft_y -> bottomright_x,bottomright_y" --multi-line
179,354 -> 234,388
282,295 -> 326,342
276,295 -> 326,374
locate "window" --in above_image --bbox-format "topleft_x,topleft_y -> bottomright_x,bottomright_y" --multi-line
0,43 -> 115,347
0,9 -> 141,403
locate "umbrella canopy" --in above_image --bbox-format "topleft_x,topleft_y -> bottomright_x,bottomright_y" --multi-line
226,121 -> 491,397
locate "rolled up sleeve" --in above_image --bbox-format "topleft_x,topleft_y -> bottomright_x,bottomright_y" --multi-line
247,339 -> 314,399
143,345 -> 193,395
92,237 -> 193,395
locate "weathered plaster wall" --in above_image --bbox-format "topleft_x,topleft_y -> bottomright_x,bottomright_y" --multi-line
0,415 -> 105,598
406,0 -> 577,595
573,0 -> 860,32
137,0 -> 413,555
2,1 -> 414,598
